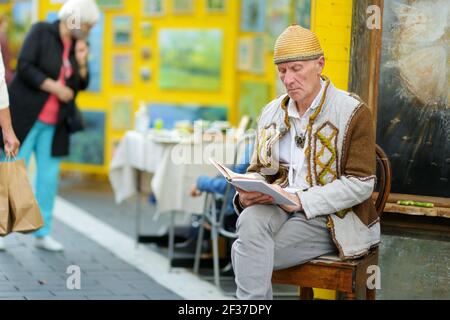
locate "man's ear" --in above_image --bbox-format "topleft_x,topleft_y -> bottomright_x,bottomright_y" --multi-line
317,56 -> 325,74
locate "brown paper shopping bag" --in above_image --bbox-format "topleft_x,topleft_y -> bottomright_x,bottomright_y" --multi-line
0,162 -> 10,235
7,159 -> 44,234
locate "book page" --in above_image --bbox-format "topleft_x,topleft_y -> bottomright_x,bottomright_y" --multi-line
209,158 -> 254,180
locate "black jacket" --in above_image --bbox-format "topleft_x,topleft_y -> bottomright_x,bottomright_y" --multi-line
3,20 -> 89,157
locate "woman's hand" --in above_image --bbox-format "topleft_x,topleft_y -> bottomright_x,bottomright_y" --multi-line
75,40 -> 89,67
75,40 -> 89,79
236,188 -> 274,208
2,126 -> 20,158
270,184 -> 303,213
55,83 -> 74,103
0,108 -> 20,157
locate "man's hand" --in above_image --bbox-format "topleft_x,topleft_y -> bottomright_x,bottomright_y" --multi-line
2,127 -> 20,157
190,184 -> 202,197
270,184 -> 303,213
236,188 -> 274,208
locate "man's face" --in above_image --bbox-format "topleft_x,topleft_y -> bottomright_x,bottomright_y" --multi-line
277,57 -> 325,103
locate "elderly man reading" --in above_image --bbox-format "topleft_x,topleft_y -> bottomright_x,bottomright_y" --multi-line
231,25 -> 379,300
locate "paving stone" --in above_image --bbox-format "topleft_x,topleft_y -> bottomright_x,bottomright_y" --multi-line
0,283 -> 20,291
50,289 -> 108,297
21,291 -> 56,299
113,271 -> 148,280
0,292 -> 24,298
43,296 -> 90,300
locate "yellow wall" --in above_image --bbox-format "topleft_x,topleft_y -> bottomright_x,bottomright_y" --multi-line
34,0 -> 353,176
313,0 -> 353,90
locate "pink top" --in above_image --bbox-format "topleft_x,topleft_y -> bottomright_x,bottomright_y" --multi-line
38,39 -> 73,125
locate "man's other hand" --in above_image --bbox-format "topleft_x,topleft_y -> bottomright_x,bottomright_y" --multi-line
236,188 -> 274,208
270,184 -> 303,213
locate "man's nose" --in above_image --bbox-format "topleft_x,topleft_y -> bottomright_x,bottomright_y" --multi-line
283,70 -> 295,86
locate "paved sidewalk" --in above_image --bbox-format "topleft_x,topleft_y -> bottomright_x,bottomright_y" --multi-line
0,220 -> 181,300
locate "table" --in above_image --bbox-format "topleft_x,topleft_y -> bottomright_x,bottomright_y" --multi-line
109,130 -> 237,212
109,130 -> 238,268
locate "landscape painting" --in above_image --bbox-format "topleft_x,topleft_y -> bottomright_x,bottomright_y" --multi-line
158,29 -> 223,90
65,111 -> 106,166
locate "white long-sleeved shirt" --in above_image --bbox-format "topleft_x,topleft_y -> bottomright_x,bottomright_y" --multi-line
0,47 -> 9,110
273,78 -> 325,193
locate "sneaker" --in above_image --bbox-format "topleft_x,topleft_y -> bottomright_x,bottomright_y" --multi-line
35,236 -> 64,252
0,237 -> 5,251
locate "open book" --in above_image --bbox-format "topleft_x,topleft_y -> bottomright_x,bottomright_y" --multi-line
209,158 -> 297,206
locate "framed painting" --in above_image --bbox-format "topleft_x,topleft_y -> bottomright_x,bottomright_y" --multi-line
266,0 -> 290,52
113,16 -> 132,45
252,35 -> 265,74
237,37 -> 253,72
148,104 -> 228,129
206,0 -> 226,13
96,0 -> 124,9
141,47 -> 152,60
158,29 -> 223,90
87,12 -> 104,92
9,0 -> 34,62
111,98 -> 133,131
350,0 -> 449,199
239,81 -> 269,121
65,111 -> 106,166
140,67 -> 151,81
113,54 -> 133,85
142,0 -> 165,17
295,0 -> 311,28
240,0 -> 266,32
375,0 -> 449,197
173,0 -> 193,14
141,21 -> 153,38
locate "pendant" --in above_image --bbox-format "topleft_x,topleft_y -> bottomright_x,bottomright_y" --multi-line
295,134 -> 306,149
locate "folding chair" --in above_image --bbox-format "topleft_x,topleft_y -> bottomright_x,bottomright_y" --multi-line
193,132 -> 256,293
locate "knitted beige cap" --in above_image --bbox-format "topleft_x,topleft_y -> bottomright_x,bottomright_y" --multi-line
274,25 -> 324,64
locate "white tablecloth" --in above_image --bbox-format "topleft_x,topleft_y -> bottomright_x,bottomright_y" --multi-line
109,131 -> 236,214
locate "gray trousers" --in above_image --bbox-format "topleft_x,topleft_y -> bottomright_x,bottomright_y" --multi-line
231,204 -> 336,300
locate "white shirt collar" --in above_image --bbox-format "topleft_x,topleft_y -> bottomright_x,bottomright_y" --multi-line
287,78 -> 325,119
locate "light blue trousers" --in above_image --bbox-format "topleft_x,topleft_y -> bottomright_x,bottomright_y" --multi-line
17,121 -> 62,238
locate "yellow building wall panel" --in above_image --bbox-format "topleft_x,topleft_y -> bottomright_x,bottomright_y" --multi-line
314,0 -> 353,91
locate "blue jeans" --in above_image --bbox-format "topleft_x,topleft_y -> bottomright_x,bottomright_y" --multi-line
17,121 -> 62,238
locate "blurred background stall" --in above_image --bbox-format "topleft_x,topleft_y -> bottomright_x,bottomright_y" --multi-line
0,0 -> 353,177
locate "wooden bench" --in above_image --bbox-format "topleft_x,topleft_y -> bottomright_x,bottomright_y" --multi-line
272,145 -> 392,300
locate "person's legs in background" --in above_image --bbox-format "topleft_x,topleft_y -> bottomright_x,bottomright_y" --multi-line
33,121 -> 63,251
